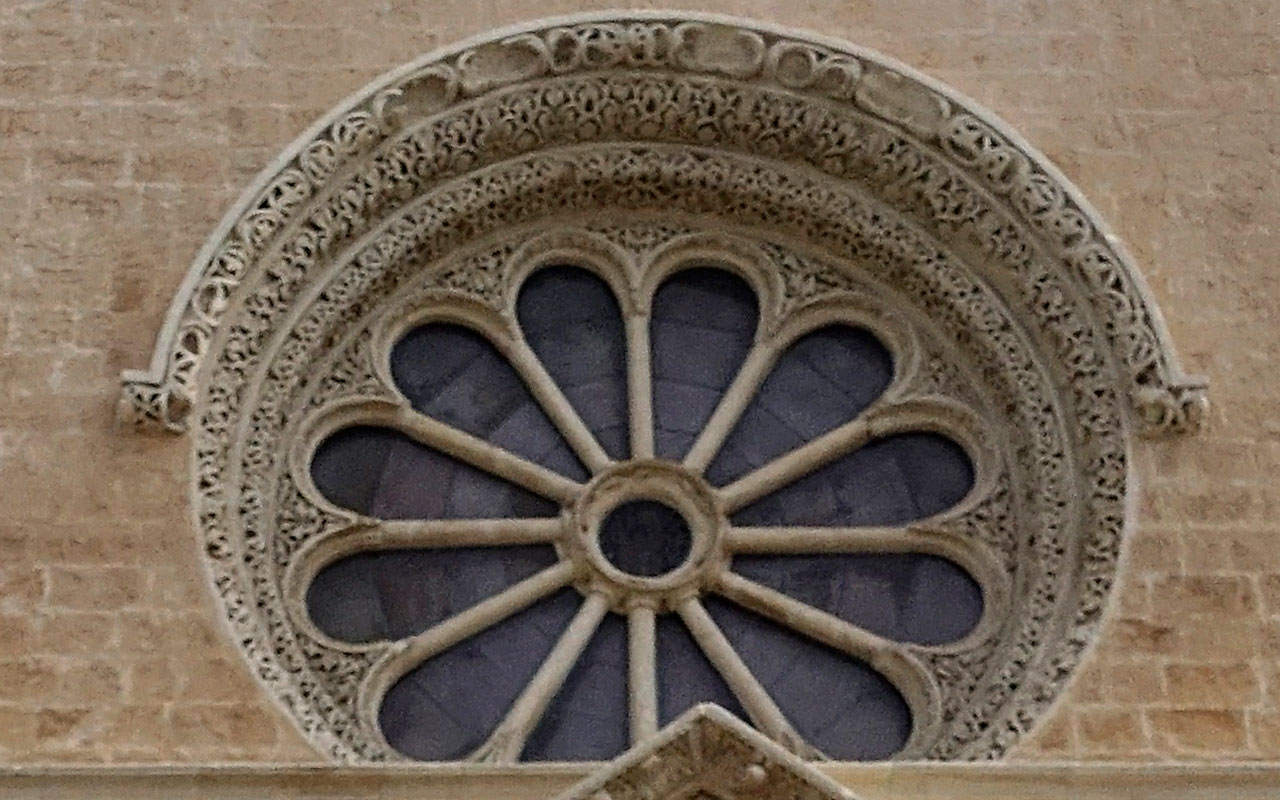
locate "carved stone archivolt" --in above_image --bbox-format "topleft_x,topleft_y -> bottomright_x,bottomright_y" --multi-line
120,12 -> 1205,765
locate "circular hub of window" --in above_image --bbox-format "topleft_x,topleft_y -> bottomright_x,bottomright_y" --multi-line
569,460 -> 725,606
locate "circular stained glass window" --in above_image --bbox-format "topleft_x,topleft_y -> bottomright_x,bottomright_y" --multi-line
308,265 -> 981,762
140,11 -> 1191,769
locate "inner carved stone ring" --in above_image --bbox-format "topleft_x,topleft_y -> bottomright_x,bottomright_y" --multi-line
567,460 -> 729,611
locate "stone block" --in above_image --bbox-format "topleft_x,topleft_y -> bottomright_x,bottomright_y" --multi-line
1078,709 -> 1149,753
1165,664 -> 1261,708
1149,710 -> 1249,753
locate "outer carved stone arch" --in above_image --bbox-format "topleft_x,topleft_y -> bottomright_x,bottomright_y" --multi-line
121,13 -> 1204,437
120,12 -> 1207,765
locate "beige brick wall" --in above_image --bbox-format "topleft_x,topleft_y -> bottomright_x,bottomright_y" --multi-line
0,0 -> 1275,764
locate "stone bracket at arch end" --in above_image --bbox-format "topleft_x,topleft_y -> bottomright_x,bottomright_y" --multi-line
114,10 -> 1208,440
119,369 -> 187,433
1133,374 -> 1209,438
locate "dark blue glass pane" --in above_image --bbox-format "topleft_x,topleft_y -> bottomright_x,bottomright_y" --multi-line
310,426 -> 558,519
733,554 -> 982,645
704,597 -> 911,760
306,545 -> 559,644
599,500 -> 692,577
707,326 -> 893,486
391,323 -> 587,481
518,266 -> 629,460
732,433 -> 974,527
651,269 -> 758,460
656,612 -> 747,725
524,612 -> 628,761
380,588 -> 580,761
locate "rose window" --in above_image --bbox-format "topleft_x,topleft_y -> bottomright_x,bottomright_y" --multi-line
305,260 -> 984,763
121,12 -> 1207,770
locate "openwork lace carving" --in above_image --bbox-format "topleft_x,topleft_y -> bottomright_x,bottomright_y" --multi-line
120,12 -> 1206,765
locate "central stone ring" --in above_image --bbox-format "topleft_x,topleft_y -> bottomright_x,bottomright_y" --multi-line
566,460 -> 728,612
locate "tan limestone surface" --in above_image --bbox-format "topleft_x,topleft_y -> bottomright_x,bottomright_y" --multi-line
0,0 -> 1276,764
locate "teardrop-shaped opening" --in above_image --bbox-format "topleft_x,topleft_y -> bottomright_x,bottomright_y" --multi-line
651,267 -> 758,461
704,597 -> 911,760
310,426 -> 559,519
305,545 -> 559,644
391,322 -> 588,481
733,553 -> 983,645
708,325 -> 893,486
732,433 -> 974,527
523,612 -> 628,761
517,265 -> 629,460
656,612 -> 748,725
379,588 -> 580,761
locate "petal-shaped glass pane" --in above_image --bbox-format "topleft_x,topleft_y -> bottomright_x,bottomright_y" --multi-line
656,612 -> 747,725
392,323 -> 588,481
517,266 -> 629,460
704,597 -> 910,760
732,433 -> 974,527
707,325 -> 892,486
733,554 -> 982,645
651,268 -> 758,460
306,545 -> 559,643
310,426 -> 559,519
524,612 -> 628,761
379,588 -> 580,761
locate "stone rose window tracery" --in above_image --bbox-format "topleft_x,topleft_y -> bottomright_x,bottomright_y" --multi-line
120,12 -> 1207,766
304,263 -> 983,762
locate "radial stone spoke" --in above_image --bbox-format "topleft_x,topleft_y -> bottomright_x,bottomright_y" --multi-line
625,313 -> 655,460
718,417 -> 872,512
683,341 -> 778,474
385,404 -> 582,504
367,518 -> 562,550
715,571 -> 902,674
627,604 -> 658,743
472,592 -> 611,764
396,561 -> 575,668
726,525 -> 920,555
675,597 -> 817,758
505,336 -> 613,474
305,519 -> 563,583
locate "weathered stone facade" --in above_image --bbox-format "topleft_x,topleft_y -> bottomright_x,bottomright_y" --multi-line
0,0 -> 1277,773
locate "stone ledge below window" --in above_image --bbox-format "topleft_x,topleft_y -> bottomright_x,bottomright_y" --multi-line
2,763 -> 1278,799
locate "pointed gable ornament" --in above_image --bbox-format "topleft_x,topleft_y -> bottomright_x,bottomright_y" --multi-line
556,705 -> 861,800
